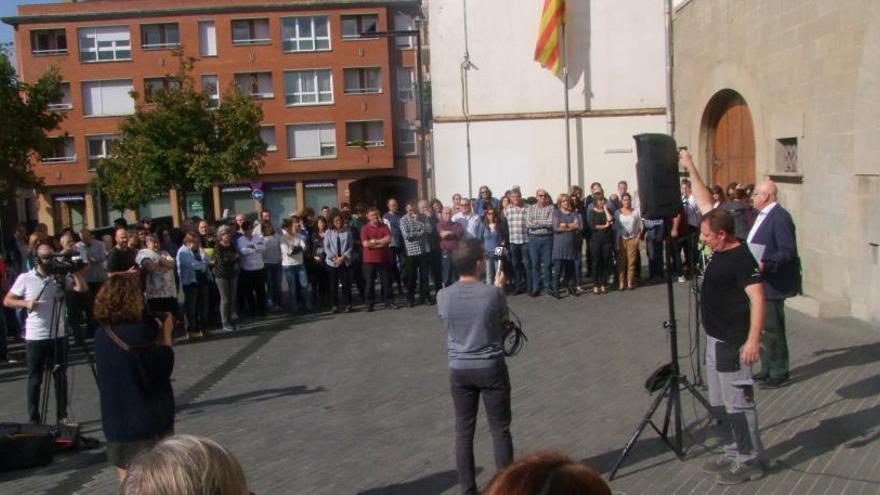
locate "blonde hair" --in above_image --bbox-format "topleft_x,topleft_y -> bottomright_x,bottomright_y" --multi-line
556,193 -> 572,209
120,435 -> 249,495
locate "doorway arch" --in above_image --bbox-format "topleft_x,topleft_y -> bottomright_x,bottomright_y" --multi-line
701,89 -> 756,188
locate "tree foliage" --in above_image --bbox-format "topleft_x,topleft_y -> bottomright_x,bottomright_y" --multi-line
96,53 -> 266,211
0,44 -> 65,198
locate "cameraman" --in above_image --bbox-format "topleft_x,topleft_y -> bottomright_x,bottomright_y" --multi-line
437,238 -> 513,495
4,241 -> 87,424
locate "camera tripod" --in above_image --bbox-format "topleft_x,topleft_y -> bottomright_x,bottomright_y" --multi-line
608,220 -> 718,480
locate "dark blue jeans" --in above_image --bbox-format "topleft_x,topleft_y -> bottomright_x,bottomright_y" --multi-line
528,235 -> 553,295
441,251 -> 457,287
283,265 -> 314,313
508,243 -> 531,293
450,364 -> 514,495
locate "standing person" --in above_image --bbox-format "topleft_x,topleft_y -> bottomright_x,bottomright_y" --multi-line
421,200 -> 444,293
311,216 -> 331,309
677,179 -> 701,282
437,207 -> 465,288
176,233 -> 210,338
586,194 -> 614,294
475,185 -> 500,216
261,222 -> 283,311
679,153 -> 767,483
452,198 -> 481,239
136,235 -> 178,316
324,213 -> 354,313
642,217 -> 666,281
525,189 -> 554,297
4,241 -> 88,424
76,229 -> 107,307
503,190 -> 531,295
747,180 -> 801,388
212,226 -> 239,332
614,192 -> 642,290
437,239 -> 513,495
93,275 -> 175,480
349,206 -> 367,301
280,217 -> 313,315
383,198 -> 405,296
360,208 -> 397,311
107,228 -> 138,276
399,201 -> 434,306
551,193 -> 581,298
569,186 -> 587,290
451,193 -> 463,214
236,220 -> 267,318
722,188 -> 756,241
478,207 -> 508,285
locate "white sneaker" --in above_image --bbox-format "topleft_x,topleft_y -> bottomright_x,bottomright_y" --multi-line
678,275 -> 686,283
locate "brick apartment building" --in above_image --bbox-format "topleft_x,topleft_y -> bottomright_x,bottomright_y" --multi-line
3,0 -> 426,234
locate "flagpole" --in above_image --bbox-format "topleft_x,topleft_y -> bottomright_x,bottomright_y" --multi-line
562,22 -> 572,191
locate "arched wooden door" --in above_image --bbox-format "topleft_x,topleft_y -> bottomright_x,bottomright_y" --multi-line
704,90 -> 755,187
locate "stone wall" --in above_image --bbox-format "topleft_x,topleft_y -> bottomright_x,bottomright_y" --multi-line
673,0 -> 880,323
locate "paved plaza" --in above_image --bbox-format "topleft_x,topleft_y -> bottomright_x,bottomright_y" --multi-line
1,282 -> 879,494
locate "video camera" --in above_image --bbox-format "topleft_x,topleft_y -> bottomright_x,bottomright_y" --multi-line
38,251 -> 87,276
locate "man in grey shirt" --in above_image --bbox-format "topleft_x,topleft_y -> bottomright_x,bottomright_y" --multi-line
437,238 -> 512,495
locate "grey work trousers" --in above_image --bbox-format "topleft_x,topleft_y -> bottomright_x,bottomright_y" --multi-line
706,336 -> 765,464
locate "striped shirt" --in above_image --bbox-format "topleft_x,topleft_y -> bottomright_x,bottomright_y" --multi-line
504,205 -> 529,244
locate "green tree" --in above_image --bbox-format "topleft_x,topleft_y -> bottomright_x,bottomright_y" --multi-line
96,53 -> 266,218
0,43 -> 65,226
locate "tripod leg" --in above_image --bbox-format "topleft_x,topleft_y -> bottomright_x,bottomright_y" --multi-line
609,381 -> 672,480
681,377 -> 720,420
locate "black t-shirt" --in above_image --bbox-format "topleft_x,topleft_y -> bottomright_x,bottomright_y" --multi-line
106,247 -> 137,273
701,244 -> 761,346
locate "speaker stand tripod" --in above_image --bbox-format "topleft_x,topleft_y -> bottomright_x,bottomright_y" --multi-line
608,220 -> 718,480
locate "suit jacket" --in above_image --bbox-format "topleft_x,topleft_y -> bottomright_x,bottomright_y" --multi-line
750,205 -> 801,300
323,229 -> 353,268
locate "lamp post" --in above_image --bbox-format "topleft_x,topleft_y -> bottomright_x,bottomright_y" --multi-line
358,20 -> 430,199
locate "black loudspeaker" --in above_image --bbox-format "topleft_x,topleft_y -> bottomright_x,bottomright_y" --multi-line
634,133 -> 683,220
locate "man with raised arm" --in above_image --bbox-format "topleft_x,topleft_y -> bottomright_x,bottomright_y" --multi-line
679,150 -> 768,484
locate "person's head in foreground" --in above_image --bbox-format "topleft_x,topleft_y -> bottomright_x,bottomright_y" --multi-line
119,434 -> 250,495
483,451 -> 611,495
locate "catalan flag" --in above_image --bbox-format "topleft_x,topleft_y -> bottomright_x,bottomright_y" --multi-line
534,0 -> 566,75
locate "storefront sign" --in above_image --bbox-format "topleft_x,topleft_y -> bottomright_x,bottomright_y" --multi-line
220,184 -> 251,193
53,194 -> 85,202
304,180 -> 337,189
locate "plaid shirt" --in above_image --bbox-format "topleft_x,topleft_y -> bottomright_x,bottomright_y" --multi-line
526,203 -> 555,236
504,205 -> 529,244
399,213 -> 431,256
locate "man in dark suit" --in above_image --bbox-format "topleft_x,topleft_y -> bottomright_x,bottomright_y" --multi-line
747,180 -> 801,388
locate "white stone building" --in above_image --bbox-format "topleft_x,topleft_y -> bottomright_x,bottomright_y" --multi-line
672,0 -> 880,324
428,0 -> 670,201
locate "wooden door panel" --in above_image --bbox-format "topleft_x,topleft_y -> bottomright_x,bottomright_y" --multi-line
710,92 -> 755,187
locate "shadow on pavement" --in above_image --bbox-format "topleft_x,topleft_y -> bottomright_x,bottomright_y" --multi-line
356,468 -> 477,495
789,341 -> 880,384
178,384 -> 326,414
581,436 -> 676,477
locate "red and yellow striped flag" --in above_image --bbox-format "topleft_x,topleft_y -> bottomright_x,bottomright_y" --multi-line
534,0 -> 566,75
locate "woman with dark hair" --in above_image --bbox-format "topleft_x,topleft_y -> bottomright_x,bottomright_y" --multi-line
261,222 -> 283,310
212,225 -> 239,332
711,185 -> 726,209
483,451 -> 611,495
311,216 -> 331,309
323,213 -> 354,313
478,207 -> 508,284
552,193 -> 581,298
614,192 -> 642,290
94,275 -> 174,480
586,194 -> 614,294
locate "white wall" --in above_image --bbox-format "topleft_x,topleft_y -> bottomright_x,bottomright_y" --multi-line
429,0 -> 667,117
433,115 -> 668,201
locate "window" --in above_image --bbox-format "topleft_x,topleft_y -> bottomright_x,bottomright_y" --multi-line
234,72 -> 274,99
283,69 -> 333,105
287,123 -> 336,159
199,21 -> 217,56
87,135 -> 119,171
48,82 -> 73,110
397,124 -> 416,155
78,26 -> 131,62
345,121 -> 384,147
775,138 -> 798,174
42,136 -> 76,163
341,14 -> 378,39
201,75 -> 220,108
393,12 -> 416,48
343,67 -> 381,94
82,80 -> 135,116
261,126 -> 277,152
396,67 -> 414,101
141,23 -> 179,49
144,77 -> 181,102
31,29 -> 67,55
231,18 -> 270,45
281,16 -> 330,52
